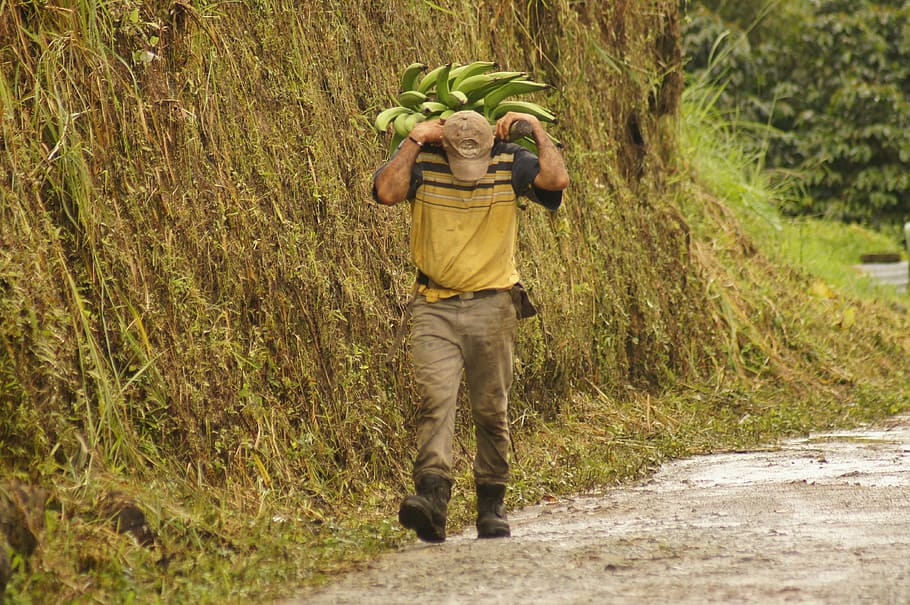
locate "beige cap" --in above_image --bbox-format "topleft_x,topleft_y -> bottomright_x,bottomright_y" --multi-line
442,110 -> 494,182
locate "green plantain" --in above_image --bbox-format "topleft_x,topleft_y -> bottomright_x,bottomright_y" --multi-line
392,110 -> 415,138
482,80 -> 551,111
375,105 -> 412,132
435,63 -> 467,109
419,101 -> 450,115
416,64 -> 450,94
398,89 -> 429,109
399,62 -> 428,92
449,60 -> 497,89
460,73 -> 529,103
489,100 -> 557,123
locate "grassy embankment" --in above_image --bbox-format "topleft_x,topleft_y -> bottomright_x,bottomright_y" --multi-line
1,1 -> 908,602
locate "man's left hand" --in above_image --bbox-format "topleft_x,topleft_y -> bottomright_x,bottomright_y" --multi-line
494,112 -> 541,141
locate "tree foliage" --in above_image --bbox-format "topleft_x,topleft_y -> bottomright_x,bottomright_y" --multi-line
684,0 -> 910,227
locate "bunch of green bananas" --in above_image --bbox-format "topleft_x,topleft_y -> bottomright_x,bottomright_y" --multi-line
373,60 -> 559,153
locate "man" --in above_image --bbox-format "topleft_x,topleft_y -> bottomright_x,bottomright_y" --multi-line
373,109 -> 569,542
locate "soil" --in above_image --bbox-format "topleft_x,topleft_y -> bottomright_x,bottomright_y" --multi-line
284,415 -> 910,605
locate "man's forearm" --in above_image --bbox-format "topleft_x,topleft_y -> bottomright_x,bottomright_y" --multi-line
374,139 -> 421,205
533,123 -> 570,192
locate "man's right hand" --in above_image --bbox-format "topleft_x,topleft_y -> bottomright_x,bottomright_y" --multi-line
374,119 -> 446,206
409,118 -> 445,146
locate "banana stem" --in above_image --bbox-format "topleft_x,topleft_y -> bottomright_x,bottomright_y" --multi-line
508,119 -> 533,142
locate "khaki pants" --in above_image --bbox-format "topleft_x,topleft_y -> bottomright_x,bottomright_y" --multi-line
409,291 -> 518,486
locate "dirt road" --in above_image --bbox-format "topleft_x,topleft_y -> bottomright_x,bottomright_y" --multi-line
285,415 -> 910,604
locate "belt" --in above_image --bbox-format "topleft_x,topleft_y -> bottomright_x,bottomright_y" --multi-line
416,271 -> 508,300
452,289 -> 502,300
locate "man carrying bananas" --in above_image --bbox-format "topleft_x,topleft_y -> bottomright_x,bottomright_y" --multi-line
373,109 -> 569,543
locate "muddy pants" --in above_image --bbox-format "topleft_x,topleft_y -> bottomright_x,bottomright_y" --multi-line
409,290 -> 518,486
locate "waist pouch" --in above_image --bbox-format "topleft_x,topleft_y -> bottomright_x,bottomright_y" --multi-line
510,282 -> 538,320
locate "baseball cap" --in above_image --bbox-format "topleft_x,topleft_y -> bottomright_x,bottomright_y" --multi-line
442,110 -> 494,182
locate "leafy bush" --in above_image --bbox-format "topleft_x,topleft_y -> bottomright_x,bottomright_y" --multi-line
684,0 -> 910,229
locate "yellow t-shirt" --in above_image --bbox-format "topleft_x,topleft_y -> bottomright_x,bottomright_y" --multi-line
374,141 -> 562,302
408,142 -> 561,301
412,156 -> 518,297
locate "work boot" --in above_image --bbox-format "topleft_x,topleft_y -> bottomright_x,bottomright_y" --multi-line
398,474 -> 452,543
475,483 -> 511,538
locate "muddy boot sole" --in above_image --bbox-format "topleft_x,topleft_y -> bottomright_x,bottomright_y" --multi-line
399,496 -> 445,543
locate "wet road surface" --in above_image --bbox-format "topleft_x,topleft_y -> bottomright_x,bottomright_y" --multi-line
854,261 -> 908,293
284,415 -> 910,604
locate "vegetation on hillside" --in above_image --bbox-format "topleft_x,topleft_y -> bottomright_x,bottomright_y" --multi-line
684,0 -> 910,231
1,1 -> 907,602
